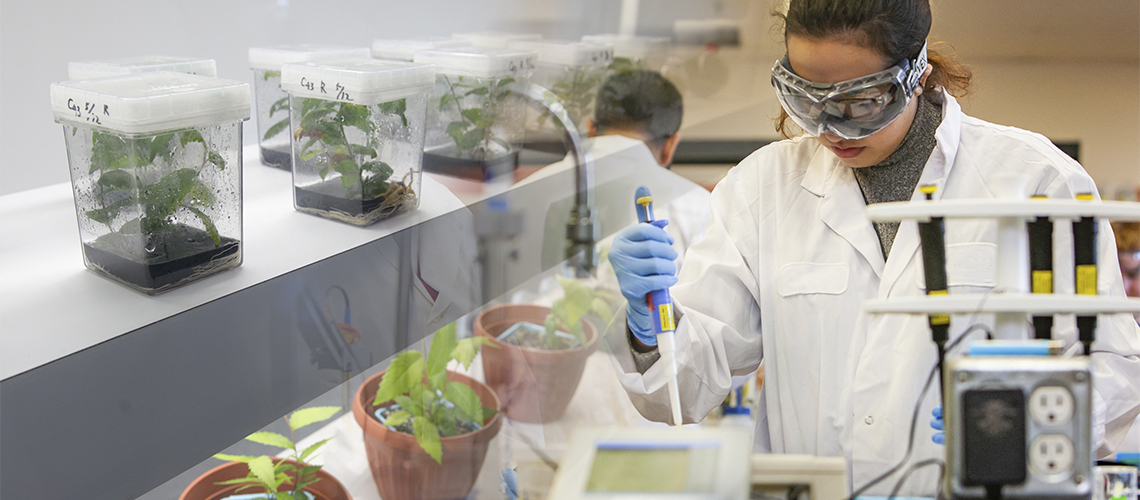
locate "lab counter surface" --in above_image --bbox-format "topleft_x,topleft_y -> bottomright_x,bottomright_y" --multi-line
0,140 -> 710,500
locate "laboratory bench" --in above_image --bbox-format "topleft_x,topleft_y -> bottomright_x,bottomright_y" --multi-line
0,139 -> 708,500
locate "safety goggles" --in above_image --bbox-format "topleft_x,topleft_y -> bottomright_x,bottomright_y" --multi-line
771,42 -> 928,140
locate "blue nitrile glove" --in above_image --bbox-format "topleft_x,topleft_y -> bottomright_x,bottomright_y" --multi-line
931,406 -> 944,445
500,467 -> 518,500
609,220 -> 678,347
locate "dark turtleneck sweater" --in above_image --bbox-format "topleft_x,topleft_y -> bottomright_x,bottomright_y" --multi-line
852,94 -> 943,259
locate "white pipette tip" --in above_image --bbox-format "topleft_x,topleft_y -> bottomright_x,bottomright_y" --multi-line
657,331 -> 684,429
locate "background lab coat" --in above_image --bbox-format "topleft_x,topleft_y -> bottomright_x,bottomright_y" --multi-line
607,93 -> 1140,496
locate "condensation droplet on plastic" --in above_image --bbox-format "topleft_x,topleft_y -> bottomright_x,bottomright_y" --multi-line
144,235 -> 157,254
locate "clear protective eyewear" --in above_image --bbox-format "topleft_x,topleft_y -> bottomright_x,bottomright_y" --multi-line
771,42 -> 928,140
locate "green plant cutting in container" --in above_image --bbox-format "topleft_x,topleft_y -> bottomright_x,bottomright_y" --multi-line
438,76 -> 514,161
372,323 -> 497,464
521,275 -> 616,351
212,406 -> 340,500
293,97 -> 415,215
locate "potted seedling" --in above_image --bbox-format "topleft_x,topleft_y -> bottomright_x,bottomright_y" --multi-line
476,275 -> 616,423
414,47 -> 536,180
249,46 -> 370,170
352,322 -> 502,500
281,59 -> 433,226
179,406 -> 352,500
51,72 -> 250,294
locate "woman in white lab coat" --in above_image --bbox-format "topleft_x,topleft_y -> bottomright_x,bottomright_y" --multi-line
606,0 -> 1140,495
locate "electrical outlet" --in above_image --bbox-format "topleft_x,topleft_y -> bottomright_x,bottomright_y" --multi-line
1029,386 -> 1074,426
1028,434 -> 1075,478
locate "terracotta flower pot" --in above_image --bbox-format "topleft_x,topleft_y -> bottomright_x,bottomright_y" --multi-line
179,458 -> 352,500
475,303 -> 598,423
352,370 -> 502,500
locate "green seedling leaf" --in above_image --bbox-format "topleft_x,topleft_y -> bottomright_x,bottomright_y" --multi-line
457,128 -> 486,151
300,149 -> 322,162
451,336 -> 495,370
263,118 -> 290,141
263,70 -> 281,80
444,381 -> 483,425
188,179 -> 216,207
384,410 -> 412,427
394,395 -> 425,416
337,103 -> 372,131
214,477 -> 260,486
147,132 -> 176,162
351,144 -> 377,158
207,150 -> 226,170
427,323 -> 458,382
85,197 -> 135,224
373,350 -> 424,405
213,453 -> 256,462
434,405 -> 461,437
461,108 -> 484,123
245,431 -> 294,450
96,169 -> 134,190
446,121 -> 467,140
413,415 -> 443,463
465,87 -> 489,96
298,438 -> 332,463
180,129 -> 205,146
141,168 -> 199,224
289,406 -> 339,432
338,159 -> 361,189
318,166 -> 330,180
300,107 -> 336,130
247,456 -> 277,490
183,205 -> 220,246
558,275 -> 594,327
269,96 -> 289,117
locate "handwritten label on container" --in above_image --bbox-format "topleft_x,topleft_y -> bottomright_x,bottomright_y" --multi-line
299,77 -> 353,102
66,98 -> 110,125
507,56 -> 537,75
590,49 -> 615,64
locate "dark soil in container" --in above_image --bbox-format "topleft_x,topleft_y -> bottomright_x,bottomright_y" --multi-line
260,146 -> 292,170
375,405 -> 478,437
83,223 -> 240,294
294,177 -> 417,226
422,148 -> 519,181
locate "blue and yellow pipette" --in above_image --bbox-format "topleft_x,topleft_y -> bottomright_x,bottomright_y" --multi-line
636,186 -> 684,429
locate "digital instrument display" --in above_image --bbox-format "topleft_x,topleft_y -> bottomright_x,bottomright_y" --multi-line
585,440 -> 720,493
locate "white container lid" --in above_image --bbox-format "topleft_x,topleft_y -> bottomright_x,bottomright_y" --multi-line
51,72 -> 251,134
371,37 -> 470,62
413,47 -> 537,79
508,40 -> 614,68
249,45 -> 371,71
581,34 -> 671,60
451,32 -> 541,49
281,59 -> 435,105
67,56 -> 217,80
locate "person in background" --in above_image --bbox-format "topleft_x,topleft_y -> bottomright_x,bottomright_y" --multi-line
1114,220 -> 1140,303
587,69 -> 710,262
605,0 -> 1140,496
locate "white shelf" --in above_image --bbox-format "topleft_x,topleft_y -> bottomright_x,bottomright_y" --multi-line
863,294 -> 1140,315
866,199 -> 1140,222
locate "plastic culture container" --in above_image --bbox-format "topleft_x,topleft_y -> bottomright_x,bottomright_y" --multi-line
281,59 -> 433,226
450,31 -> 541,49
508,40 -> 613,134
68,56 -> 217,79
371,37 -> 469,62
581,34 -> 671,72
249,45 -> 370,169
413,47 -> 537,177
50,72 -> 250,294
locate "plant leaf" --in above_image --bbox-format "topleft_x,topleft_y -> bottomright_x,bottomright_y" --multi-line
289,406 -> 339,432
140,168 -> 199,224
207,150 -> 226,170
435,406 -> 460,437
245,431 -> 294,450
461,108 -> 484,123
439,94 -> 453,111
426,323 -> 457,385
444,381 -> 483,425
96,169 -> 134,190
384,409 -> 411,427
214,477 -> 259,486
451,337 -> 494,370
296,437 -> 332,464
180,129 -> 205,146
263,118 -> 290,141
247,456 -> 277,491
183,205 -> 221,246
373,350 -> 424,405
413,415 -> 443,463
394,395 -> 425,416
268,96 -> 289,116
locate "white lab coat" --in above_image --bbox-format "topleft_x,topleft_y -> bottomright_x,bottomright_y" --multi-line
609,93 -> 1140,495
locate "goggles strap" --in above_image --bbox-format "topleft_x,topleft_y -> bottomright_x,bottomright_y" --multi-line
904,41 -> 929,97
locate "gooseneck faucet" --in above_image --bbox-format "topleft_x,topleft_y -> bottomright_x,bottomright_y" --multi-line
511,83 -> 598,277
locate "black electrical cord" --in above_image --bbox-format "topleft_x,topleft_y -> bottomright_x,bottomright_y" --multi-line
846,322 -> 993,500
886,458 -> 946,500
